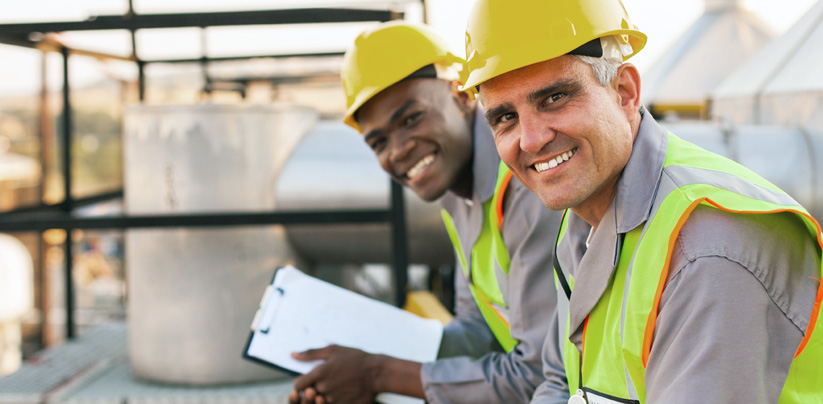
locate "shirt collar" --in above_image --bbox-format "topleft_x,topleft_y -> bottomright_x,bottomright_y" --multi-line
612,110 -> 668,234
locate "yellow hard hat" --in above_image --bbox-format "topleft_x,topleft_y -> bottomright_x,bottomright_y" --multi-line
461,0 -> 647,96
341,21 -> 464,132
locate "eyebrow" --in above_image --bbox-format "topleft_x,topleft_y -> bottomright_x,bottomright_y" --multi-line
363,99 -> 420,142
527,79 -> 577,104
484,103 -> 514,125
483,79 -> 579,125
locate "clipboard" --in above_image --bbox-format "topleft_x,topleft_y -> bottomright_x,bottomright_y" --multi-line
243,265 -> 443,404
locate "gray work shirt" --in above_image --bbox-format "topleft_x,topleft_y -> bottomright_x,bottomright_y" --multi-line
420,108 -> 566,403
531,112 -> 821,403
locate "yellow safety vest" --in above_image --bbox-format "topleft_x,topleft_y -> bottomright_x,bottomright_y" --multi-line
441,161 -> 518,352
557,133 -> 823,403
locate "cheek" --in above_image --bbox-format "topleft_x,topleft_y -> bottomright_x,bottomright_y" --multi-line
375,150 -> 394,173
601,124 -> 634,170
493,134 -> 519,166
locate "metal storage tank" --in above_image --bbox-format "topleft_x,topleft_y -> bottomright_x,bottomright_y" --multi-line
711,0 -> 823,132
275,120 -> 453,268
123,104 -> 316,385
641,0 -> 774,119
662,120 -> 822,221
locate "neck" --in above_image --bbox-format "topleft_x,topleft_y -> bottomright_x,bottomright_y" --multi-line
451,172 -> 474,200
449,108 -> 476,200
571,175 -> 620,231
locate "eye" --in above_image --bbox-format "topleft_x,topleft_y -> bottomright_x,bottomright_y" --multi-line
367,136 -> 387,152
499,112 -> 517,123
402,111 -> 424,128
544,92 -> 566,106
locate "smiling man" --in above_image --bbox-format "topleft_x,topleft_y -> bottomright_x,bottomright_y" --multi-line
462,0 -> 823,403
286,21 -> 566,404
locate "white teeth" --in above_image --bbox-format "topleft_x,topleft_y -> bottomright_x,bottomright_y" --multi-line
533,148 -> 577,173
407,154 -> 435,179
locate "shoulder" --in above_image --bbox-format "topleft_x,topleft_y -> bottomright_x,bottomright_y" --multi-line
439,190 -> 467,217
668,204 -> 820,331
500,176 -> 564,248
674,205 -> 818,268
502,176 -> 560,223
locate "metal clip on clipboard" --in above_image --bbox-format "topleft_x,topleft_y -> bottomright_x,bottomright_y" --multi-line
250,285 -> 285,333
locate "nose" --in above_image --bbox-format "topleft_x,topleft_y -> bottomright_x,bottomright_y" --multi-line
389,135 -> 415,165
519,113 -> 554,154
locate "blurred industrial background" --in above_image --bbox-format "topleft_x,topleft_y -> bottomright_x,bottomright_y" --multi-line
0,0 -> 821,402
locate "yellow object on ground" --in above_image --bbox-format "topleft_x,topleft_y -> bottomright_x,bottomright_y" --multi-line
404,291 -> 453,326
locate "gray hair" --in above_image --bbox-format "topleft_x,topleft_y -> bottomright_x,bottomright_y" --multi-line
571,54 -> 622,87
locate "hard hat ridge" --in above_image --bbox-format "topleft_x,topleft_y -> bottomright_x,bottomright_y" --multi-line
460,0 -> 647,96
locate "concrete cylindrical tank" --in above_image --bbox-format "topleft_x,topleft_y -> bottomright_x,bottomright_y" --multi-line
0,233 -> 33,375
275,121 -> 453,267
123,104 -> 316,385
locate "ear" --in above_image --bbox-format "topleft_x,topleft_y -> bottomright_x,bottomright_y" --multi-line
614,63 -> 641,121
449,80 -> 476,115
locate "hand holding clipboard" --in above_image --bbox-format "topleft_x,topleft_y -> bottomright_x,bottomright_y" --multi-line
243,265 -> 443,404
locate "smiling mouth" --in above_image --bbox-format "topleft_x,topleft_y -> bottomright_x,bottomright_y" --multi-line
533,148 -> 577,173
407,153 -> 436,180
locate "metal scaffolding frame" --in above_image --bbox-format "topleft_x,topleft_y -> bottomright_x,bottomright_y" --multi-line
0,3 -> 416,340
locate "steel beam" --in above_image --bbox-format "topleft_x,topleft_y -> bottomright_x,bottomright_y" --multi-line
0,9 -> 396,35
143,51 -> 344,64
0,209 -> 394,232
390,181 -> 409,307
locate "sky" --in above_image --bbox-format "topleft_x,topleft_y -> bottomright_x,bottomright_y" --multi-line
0,0 -> 818,96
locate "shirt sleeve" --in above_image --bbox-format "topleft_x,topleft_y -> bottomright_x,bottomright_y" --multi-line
421,180 -> 569,403
530,311 -> 571,404
644,208 -> 820,404
437,262 -> 500,359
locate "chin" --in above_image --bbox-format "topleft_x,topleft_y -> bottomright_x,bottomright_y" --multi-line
536,191 -> 577,212
416,191 -> 444,202
411,185 -> 448,202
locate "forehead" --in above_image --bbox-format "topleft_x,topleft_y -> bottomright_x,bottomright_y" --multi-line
479,55 -> 589,104
357,78 -> 445,125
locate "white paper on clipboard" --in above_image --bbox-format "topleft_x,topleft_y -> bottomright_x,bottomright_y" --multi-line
244,265 -> 443,404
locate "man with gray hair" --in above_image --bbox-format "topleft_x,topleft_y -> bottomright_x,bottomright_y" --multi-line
462,0 -> 823,403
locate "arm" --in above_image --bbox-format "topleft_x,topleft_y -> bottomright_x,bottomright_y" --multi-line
438,263 -> 501,359
288,209 -> 501,404
644,208 -> 820,404
287,268 -> 496,404
287,216 -> 499,404
530,312 -> 571,404
646,256 -> 809,403
422,182 -> 569,403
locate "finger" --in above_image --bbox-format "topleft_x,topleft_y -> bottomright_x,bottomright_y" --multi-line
301,387 -> 317,404
292,346 -> 333,360
301,392 -> 314,404
293,371 -> 320,392
287,391 -> 300,404
316,395 -> 328,404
